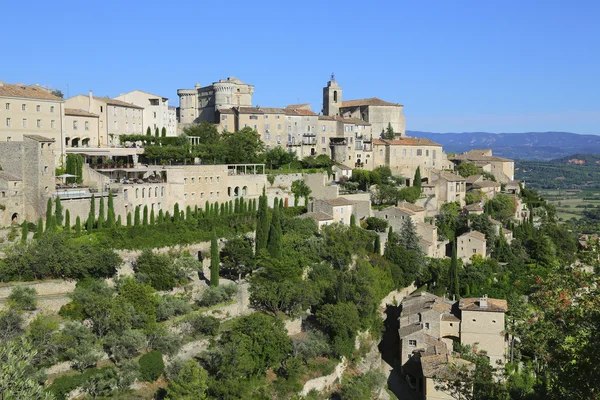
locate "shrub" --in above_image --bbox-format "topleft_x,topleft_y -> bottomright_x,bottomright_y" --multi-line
0,308 -> 24,342
151,333 -> 182,356
103,329 -> 145,363
156,295 -> 192,321
197,283 -> 237,307
365,217 -> 389,232
7,285 -> 37,310
139,350 -> 165,382
292,330 -> 331,361
47,366 -> 115,400
181,314 -> 220,337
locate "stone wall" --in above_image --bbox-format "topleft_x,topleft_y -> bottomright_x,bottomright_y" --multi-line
301,358 -> 347,396
379,284 -> 417,310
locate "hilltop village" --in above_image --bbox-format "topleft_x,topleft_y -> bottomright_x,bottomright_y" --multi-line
0,76 -> 589,400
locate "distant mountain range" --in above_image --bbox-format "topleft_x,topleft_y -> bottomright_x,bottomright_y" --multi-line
407,131 -> 600,160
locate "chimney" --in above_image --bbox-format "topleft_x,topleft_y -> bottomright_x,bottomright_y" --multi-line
479,295 -> 488,309
88,90 -> 93,113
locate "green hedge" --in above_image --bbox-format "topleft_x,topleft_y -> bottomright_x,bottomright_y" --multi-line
139,350 -> 164,382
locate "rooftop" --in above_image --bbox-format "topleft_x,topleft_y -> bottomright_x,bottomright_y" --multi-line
459,230 -> 487,241
372,137 -> 442,147
285,103 -> 311,110
341,97 -> 402,108
24,134 -> 55,142
65,108 -> 99,118
301,211 -> 333,222
0,83 -> 63,101
459,297 -> 508,312
398,201 -> 425,213
464,203 -> 483,212
435,170 -> 466,182
323,197 -> 354,207
318,115 -> 371,125
0,171 -> 22,181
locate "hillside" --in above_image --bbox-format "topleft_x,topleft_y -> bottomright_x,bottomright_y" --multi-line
408,131 -> 600,160
549,153 -> 600,165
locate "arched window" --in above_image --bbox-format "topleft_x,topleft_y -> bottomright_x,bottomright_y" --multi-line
242,186 -> 247,196
136,188 -> 139,199
333,91 -> 338,102
155,187 -> 158,197
142,188 -> 145,198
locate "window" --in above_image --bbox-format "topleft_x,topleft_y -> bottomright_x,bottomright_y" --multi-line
5,118 -> 10,127
5,103 -> 9,110
222,115 -> 228,120
473,248 -> 477,254
379,149 -> 383,156
492,320 -> 497,323
36,105 -> 40,112
217,191 -> 220,198
153,112 -> 157,118
472,319 -> 477,322
216,176 -> 220,183
85,121 -> 89,130
184,193 -> 187,200
36,119 -> 41,128
417,149 -> 423,156
22,119 -> 27,128
321,137 -> 325,144
249,115 -> 258,120
210,177 -> 213,184
276,115 -> 280,119
7,137 -> 11,142
184,178 -> 187,185
224,124 -> 228,130
322,125 -> 326,132
426,150 -> 429,156
408,340 -> 417,347
425,322 -> 430,329
21,104 -> 26,111
265,124 -> 270,130
277,124 -> 282,130
264,115 -> 268,119
403,149 -> 407,156
191,178 -> 195,184
51,120 -> 55,129
73,120 -> 78,130
50,106 -> 54,113
201,192 -> 204,199
210,192 -> 213,199
100,106 -> 103,112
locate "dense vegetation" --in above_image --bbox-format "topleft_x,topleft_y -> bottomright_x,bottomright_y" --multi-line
516,159 -> 600,189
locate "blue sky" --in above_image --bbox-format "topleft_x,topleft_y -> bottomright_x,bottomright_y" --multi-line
2,0 -> 599,134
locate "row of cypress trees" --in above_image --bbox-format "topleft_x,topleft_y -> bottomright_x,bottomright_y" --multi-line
254,188 -> 284,259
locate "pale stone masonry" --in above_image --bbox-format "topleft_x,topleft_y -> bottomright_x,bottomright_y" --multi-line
430,170 -> 467,206
399,292 -> 508,400
0,81 -> 65,161
450,149 -> 515,184
456,230 -> 487,263
64,108 -> 100,148
309,197 -> 354,226
115,90 -> 177,136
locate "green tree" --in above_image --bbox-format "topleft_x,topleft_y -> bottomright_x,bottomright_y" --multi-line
291,180 -> 311,206
150,209 -> 155,225
35,217 -> 43,238
64,210 -> 71,232
54,197 -> 63,227
7,286 -> 37,311
456,162 -> 479,178
166,360 -> 208,400
143,205 -> 149,226
139,350 -> 164,382
87,195 -> 96,232
103,329 -> 145,363
210,230 -> 220,287
350,214 -> 356,227
20,220 -> 28,245
316,302 -> 361,358
414,166 -> 422,189
267,204 -> 283,259
75,216 -> 81,234
135,250 -> 178,291
134,206 -> 141,226
0,338 -> 54,400
383,122 -> 395,139
374,235 -> 381,254
161,127 -> 167,137
127,212 -> 132,227
45,197 -> 53,225
155,127 -> 160,138
221,236 -> 255,281
146,126 -> 152,136
97,196 -> 105,229
450,241 -> 460,299
107,191 -> 116,228
255,189 -> 269,253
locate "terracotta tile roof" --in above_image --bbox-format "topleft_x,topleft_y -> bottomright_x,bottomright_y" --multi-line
0,83 -> 63,101
285,108 -> 317,116
341,97 -> 402,107
372,137 -> 442,147
395,207 -> 415,216
450,151 -> 512,162
459,297 -> 508,312
459,230 -> 487,241
258,107 -> 285,114
285,103 -> 311,110
324,197 -> 354,207
93,96 -> 144,109
0,171 -> 22,181
23,134 -> 55,142
65,108 -> 99,118
301,211 -> 333,222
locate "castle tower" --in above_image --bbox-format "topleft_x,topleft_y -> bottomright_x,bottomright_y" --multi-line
322,73 -> 342,116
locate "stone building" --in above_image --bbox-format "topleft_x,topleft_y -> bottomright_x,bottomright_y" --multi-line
0,135 -> 56,226
456,230 -> 487,264
309,198 -> 354,226
321,75 -> 406,138
430,170 -> 466,206
178,77 -> 254,125
449,150 -> 514,184
115,90 -> 177,136
372,138 -> 452,184
465,174 -> 501,200
399,292 -> 508,399
0,81 -> 65,159
64,108 -> 100,148
65,91 -> 144,147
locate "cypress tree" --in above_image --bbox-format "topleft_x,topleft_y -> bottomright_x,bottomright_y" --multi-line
194,205 -> 199,218
213,202 -> 219,217
54,197 -> 63,227
87,195 -> 95,232
64,210 -> 71,232
161,127 -> 167,137
45,198 -> 53,224
267,203 -> 283,259
158,209 -> 164,224
146,126 -> 151,136
21,220 -> 28,245
210,230 -> 220,287
116,215 -> 122,227
107,191 -> 116,228
143,205 -> 149,225
205,201 -> 210,216
450,241 -> 460,299
174,203 -> 180,223
220,203 -> 225,215
155,127 -> 159,137
127,212 -> 132,227
165,211 -> 171,223
414,167 -> 422,190
387,226 -> 394,247
150,209 -> 155,225
75,216 -> 81,234
36,217 -> 43,238
279,198 -> 284,210
134,206 -> 141,226
97,196 -> 105,229
46,216 -> 56,233
255,189 -> 269,253
350,214 -> 356,227
374,235 -> 381,254
186,205 -> 192,221
234,198 -> 240,213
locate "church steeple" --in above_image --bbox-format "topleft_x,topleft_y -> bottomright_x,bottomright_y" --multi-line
322,73 -> 342,116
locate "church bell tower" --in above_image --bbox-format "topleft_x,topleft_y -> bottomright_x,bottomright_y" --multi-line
322,73 -> 342,116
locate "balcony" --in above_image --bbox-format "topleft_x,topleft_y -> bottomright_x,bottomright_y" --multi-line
303,139 -> 317,146
303,132 -> 316,137
286,141 -> 301,147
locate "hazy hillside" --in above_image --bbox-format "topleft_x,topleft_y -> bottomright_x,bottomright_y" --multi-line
549,153 -> 600,165
408,131 -> 600,160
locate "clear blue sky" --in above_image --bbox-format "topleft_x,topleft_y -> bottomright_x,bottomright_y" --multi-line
2,0 -> 599,134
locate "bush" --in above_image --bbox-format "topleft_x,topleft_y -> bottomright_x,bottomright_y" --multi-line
181,314 -> 220,337
48,366 -> 115,400
292,330 -> 331,361
0,308 -> 24,342
365,217 -> 389,232
197,283 -> 237,307
7,285 -> 37,310
139,350 -> 165,382
156,295 -> 192,321
103,329 -> 145,363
